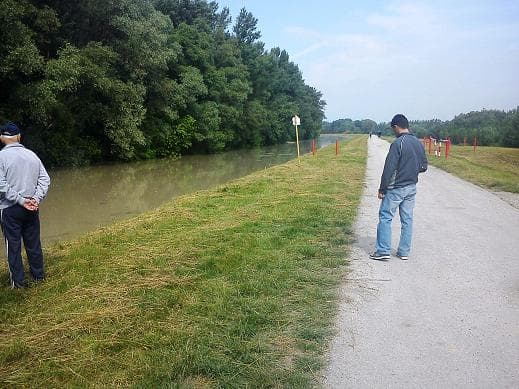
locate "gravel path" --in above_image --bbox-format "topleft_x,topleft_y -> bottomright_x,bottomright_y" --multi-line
322,136 -> 519,388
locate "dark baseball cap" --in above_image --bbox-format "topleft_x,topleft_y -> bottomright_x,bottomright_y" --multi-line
0,122 -> 21,136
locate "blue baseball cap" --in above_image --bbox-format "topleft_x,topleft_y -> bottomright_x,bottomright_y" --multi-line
0,122 -> 21,136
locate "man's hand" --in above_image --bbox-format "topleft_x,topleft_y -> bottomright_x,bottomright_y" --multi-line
378,191 -> 385,200
22,198 -> 39,211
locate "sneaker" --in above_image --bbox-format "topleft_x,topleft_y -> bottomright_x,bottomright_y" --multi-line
11,280 -> 29,289
369,252 -> 390,261
396,254 -> 409,260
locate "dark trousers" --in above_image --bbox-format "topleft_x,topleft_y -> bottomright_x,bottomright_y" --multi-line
1,205 -> 44,284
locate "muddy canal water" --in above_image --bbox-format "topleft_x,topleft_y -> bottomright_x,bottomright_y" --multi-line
40,134 -> 348,244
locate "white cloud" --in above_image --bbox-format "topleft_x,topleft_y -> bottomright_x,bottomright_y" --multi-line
288,27 -> 388,60
282,1 -> 518,121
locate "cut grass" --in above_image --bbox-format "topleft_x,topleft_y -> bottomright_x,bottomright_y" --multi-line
427,144 -> 519,193
0,135 -> 367,387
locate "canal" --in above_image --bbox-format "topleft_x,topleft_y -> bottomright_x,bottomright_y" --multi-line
40,134 -> 350,244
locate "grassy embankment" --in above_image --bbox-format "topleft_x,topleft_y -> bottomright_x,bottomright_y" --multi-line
0,135 -> 367,387
427,144 -> 519,193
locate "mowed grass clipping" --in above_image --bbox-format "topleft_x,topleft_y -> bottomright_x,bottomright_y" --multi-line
427,144 -> 519,193
0,135 -> 367,388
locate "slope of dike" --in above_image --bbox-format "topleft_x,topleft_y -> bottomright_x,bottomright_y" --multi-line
0,136 -> 367,387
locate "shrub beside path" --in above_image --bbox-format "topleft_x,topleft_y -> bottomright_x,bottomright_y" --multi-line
323,136 -> 519,388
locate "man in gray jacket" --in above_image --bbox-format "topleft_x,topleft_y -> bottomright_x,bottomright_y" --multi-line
0,122 -> 50,288
370,114 -> 428,261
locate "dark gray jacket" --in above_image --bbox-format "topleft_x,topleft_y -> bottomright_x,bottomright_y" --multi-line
379,133 -> 427,194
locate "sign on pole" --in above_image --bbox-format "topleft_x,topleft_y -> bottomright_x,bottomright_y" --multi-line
292,115 -> 301,164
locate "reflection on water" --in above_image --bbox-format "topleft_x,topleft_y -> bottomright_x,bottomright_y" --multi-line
40,134 -> 349,243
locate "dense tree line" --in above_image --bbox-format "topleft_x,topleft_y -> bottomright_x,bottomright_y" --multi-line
324,108 -> 519,147
0,0 -> 325,167
322,118 -> 377,135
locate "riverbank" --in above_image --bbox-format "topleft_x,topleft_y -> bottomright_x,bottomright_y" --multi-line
0,136 -> 367,387
40,134 -> 348,244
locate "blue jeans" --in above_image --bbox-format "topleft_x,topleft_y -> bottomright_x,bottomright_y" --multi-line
376,184 -> 417,256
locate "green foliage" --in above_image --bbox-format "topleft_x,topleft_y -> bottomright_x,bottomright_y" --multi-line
0,0 -> 326,167
37,43 -> 146,165
233,8 -> 261,44
110,2 -> 176,82
323,118 -> 377,134
502,110 -> 519,147
146,114 -> 195,158
325,109 -> 519,148
240,99 -> 268,146
411,109 -> 519,147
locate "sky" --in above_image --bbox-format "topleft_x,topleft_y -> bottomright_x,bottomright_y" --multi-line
217,0 -> 519,122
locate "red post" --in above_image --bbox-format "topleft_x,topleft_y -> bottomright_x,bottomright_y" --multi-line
446,137 -> 451,159
428,137 -> 432,155
336,139 -> 339,155
473,136 -> 477,152
312,139 -> 316,156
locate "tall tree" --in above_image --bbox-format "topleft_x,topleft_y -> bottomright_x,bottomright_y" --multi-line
0,0 -> 329,167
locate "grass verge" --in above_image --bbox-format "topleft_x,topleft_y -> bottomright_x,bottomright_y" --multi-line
0,136 -> 367,387
427,144 -> 519,193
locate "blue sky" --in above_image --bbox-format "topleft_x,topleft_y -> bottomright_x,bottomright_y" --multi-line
217,0 -> 519,122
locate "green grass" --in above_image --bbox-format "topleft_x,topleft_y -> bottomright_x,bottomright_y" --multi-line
427,144 -> 519,193
0,136 -> 367,388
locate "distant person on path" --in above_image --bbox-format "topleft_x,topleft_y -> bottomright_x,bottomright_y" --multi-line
435,138 -> 442,157
370,114 -> 428,261
0,122 -> 50,288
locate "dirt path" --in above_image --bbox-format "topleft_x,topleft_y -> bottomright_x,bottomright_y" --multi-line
322,136 -> 519,388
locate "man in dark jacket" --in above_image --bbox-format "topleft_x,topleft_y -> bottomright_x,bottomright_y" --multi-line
370,114 -> 427,261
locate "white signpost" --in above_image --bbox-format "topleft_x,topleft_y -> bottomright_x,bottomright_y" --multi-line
292,115 -> 301,164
